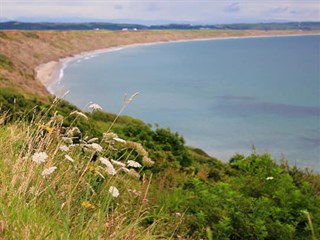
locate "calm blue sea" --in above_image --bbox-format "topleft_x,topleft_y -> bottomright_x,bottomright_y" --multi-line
54,35 -> 320,171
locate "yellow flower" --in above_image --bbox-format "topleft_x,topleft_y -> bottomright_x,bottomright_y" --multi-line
39,124 -> 53,133
81,201 -> 95,209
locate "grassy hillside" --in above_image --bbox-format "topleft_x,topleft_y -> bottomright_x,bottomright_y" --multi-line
0,88 -> 319,239
1,30 -> 320,239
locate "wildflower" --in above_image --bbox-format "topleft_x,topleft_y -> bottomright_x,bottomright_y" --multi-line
41,166 -> 57,176
100,157 -> 116,175
90,143 -> 103,152
103,132 -> 118,141
266,176 -> 274,180
109,186 -> 120,198
142,156 -> 155,167
111,159 -> 126,167
89,103 -> 103,111
39,124 -> 53,133
59,145 -> 69,152
81,201 -> 95,209
65,154 -> 74,162
32,152 -> 48,164
127,169 -> 140,179
70,111 -> 88,120
113,137 -> 126,144
127,160 -> 142,168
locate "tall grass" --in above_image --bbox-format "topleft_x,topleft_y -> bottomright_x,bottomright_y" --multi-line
0,96 -> 160,239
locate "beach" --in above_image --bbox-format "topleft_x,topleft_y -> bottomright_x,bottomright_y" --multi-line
34,32 -> 320,93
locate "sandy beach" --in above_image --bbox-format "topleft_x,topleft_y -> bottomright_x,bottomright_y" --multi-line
35,32 -> 320,94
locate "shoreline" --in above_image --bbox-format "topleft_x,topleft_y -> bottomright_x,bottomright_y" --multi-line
35,32 -> 320,94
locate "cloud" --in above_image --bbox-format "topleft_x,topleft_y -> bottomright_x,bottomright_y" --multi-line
224,3 -> 240,13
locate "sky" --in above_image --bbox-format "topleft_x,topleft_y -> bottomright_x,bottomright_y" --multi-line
1,0 -> 319,24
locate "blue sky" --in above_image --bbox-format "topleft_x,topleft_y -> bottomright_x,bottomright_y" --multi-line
1,0 -> 319,24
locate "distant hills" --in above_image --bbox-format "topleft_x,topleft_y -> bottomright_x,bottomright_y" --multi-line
1,21 -> 320,31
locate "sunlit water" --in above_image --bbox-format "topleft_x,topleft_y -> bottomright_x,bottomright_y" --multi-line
53,35 -> 320,171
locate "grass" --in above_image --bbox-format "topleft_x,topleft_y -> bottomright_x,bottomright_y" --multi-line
0,97 -> 159,239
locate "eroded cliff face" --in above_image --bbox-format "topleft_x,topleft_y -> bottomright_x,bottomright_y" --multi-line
0,29 -> 318,98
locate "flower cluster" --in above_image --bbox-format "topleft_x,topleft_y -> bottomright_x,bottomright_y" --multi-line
28,104 -> 154,214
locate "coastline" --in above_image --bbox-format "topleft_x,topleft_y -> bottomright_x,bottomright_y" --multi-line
35,32 -> 320,94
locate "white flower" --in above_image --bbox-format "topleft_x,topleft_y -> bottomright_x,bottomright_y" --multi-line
113,137 -> 126,143
89,103 -> 103,111
103,132 -> 118,141
266,176 -> 274,180
109,186 -> 120,198
90,143 -> 103,152
32,152 -> 48,164
70,111 -> 88,120
65,154 -> 74,162
127,160 -> 142,168
111,159 -> 126,167
59,145 -> 69,152
100,157 -> 116,175
41,166 -> 57,176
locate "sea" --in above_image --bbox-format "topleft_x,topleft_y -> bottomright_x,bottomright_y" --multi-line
51,35 -> 320,171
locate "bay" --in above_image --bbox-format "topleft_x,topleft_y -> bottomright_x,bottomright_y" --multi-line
54,35 -> 320,171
